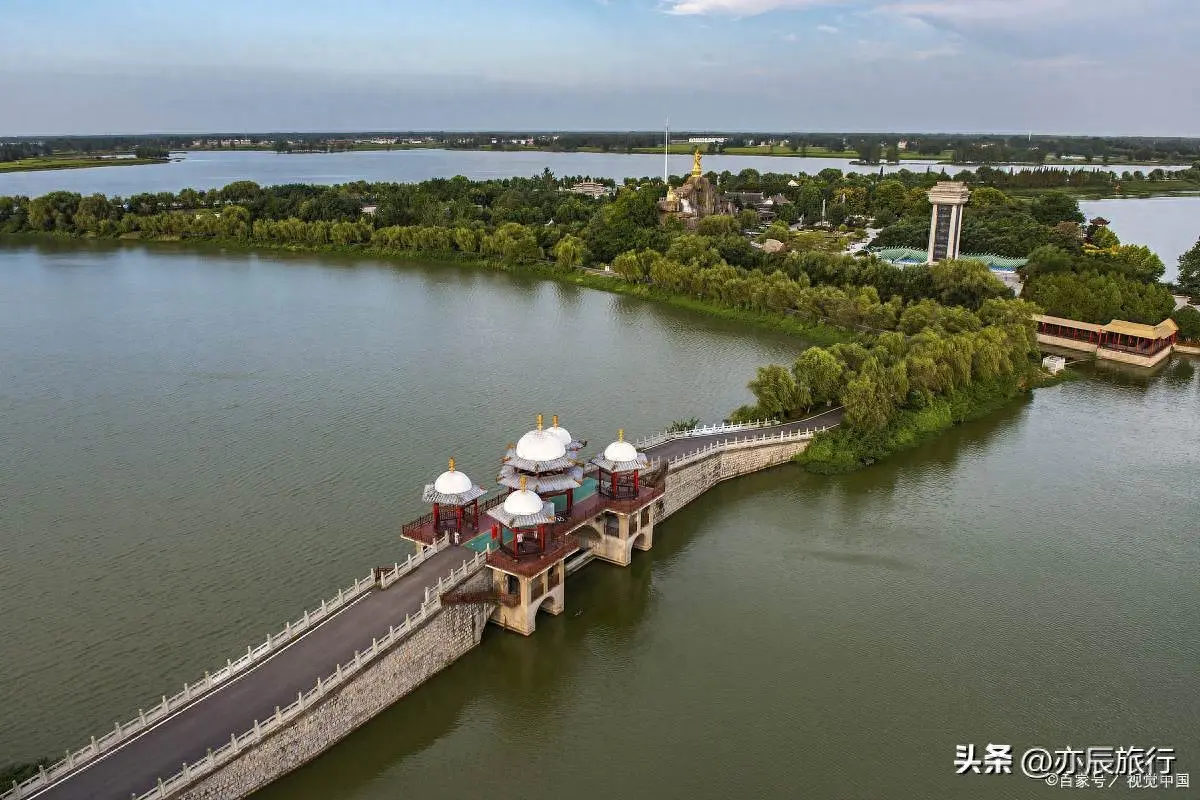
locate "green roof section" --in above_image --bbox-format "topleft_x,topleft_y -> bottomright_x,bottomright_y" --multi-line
867,247 -> 1027,271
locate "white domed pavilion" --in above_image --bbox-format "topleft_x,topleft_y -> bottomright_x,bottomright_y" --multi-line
486,476 -> 558,558
590,429 -> 650,499
500,414 -> 584,513
421,458 -> 487,536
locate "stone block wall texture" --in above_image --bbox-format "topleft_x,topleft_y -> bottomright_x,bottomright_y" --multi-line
1096,347 -> 1173,368
657,438 -> 809,522
1036,333 -> 1099,353
176,569 -> 493,800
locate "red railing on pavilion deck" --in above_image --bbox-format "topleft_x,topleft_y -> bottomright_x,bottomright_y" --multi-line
487,534 -> 582,578
400,493 -> 507,546
484,483 -> 665,578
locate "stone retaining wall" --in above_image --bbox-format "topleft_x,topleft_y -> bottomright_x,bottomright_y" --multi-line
1097,346 -> 1174,368
657,437 -> 810,522
177,569 -> 493,800
1036,333 -> 1099,354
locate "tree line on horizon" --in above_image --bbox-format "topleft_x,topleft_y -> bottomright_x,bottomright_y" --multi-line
1,166 -> 1193,325
5,132 -> 1200,165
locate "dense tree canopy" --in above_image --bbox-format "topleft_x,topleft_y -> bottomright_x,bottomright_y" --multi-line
732,296 -> 1041,440
1022,271 -> 1175,325
1171,306 -> 1200,340
1178,237 -> 1200,298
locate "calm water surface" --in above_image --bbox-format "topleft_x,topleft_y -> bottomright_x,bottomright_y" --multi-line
0,148 -> 1175,199
1080,196 -> 1200,282
2,242 -> 1198,799
0,149 -> 942,197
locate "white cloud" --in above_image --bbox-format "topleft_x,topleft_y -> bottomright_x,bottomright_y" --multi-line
817,23 -> 839,33
662,0 -> 839,16
911,43 -> 962,60
782,32 -> 798,41
877,0 -> 1139,30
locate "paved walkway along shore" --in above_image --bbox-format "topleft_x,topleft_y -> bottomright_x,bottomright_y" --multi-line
29,410 -> 843,800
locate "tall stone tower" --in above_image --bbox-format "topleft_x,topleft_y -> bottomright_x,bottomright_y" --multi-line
925,181 -> 971,263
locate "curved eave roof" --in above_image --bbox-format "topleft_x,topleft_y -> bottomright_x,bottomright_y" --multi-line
422,484 -> 489,506
501,448 -> 579,473
1103,318 -> 1178,339
487,501 -> 558,528
867,246 -> 1028,271
590,453 -> 650,473
498,465 -> 583,492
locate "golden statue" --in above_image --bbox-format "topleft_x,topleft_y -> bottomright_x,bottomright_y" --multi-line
691,148 -> 703,177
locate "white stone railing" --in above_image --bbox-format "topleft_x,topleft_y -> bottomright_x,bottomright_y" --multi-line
661,425 -> 834,472
2,535 -> 453,800
127,550 -> 487,800
378,533 -> 451,589
635,419 -> 779,450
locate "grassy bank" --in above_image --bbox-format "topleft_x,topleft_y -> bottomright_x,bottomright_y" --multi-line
795,371 -> 1042,474
4,232 -> 851,346
0,156 -> 168,173
1006,180 -> 1200,200
630,144 -> 945,161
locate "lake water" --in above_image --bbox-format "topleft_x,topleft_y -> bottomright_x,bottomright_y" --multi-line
0,150 -> 942,198
2,242 -> 1198,799
1080,197 -> 1200,283
0,148 -> 1179,200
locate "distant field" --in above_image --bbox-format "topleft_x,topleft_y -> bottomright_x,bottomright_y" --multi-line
630,143 -> 948,161
0,155 -> 165,173
1007,177 -> 1200,198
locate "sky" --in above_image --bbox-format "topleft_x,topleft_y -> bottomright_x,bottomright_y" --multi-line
1,0 -> 1197,136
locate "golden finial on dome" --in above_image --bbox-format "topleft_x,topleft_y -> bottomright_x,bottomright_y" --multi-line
618,429 -> 624,442
519,475 -> 527,491
552,414 -> 559,428
448,457 -> 455,471
536,413 -> 543,431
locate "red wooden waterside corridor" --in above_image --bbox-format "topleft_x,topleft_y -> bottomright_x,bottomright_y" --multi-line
1035,314 -> 1179,357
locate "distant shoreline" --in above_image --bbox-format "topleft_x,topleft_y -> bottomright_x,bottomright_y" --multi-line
0,156 -> 170,174
174,144 -> 1192,170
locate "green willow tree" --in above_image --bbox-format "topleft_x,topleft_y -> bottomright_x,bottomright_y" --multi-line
1178,237 -> 1200,298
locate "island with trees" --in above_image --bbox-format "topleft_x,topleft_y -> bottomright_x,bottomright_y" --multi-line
2,165 -> 1194,471
0,142 -> 170,173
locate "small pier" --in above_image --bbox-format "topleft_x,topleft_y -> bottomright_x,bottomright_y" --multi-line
7,408 -> 841,800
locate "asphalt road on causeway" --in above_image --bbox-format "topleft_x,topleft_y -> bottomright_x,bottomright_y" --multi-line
641,408 -> 843,462
32,545 -> 470,800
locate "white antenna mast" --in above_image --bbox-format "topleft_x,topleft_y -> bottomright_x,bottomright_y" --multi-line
664,116 -> 670,184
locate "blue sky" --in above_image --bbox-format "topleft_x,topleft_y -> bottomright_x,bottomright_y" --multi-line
2,0 -> 1197,135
